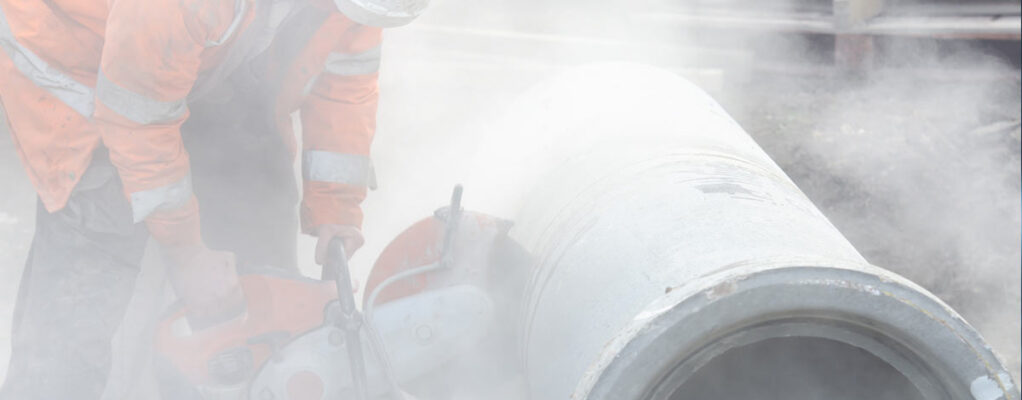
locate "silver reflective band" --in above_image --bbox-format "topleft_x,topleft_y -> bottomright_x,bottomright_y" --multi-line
333,0 -> 429,28
96,71 -> 187,125
301,75 -> 319,96
204,0 -> 248,47
324,46 -> 381,76
0,5 -> 94,117
130,174 -> 193,222
303,151 -> 374,187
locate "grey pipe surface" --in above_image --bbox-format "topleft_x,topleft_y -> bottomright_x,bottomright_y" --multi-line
467,64 -> 1017,400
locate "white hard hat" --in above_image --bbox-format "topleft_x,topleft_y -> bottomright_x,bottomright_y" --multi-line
333,0 -> 430,27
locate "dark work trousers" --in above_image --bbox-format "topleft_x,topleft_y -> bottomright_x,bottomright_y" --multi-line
0,7 -> 320,397
0,151 -> 148,399
0,128 -> 298,399
178,1 -> 321,272
0,91 -> 299,400
181,91 -> 299,272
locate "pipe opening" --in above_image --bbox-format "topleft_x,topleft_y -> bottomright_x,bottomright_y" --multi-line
668,336 -> 927,400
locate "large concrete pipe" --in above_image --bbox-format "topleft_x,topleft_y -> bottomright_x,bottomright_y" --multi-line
463,64 -> 1018,400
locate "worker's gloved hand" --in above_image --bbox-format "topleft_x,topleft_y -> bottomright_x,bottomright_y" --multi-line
314,224 -> 365,264
164,244 -> 246,329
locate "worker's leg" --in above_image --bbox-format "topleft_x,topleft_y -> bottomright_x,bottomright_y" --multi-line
181,102 -> 299,272
0,150 -> 148,400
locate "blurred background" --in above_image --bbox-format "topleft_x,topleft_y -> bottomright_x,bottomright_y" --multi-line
1,0 -> 1019,386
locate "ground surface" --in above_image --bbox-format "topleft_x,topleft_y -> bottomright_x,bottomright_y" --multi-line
727,71 -> 1022,385
0,1 -> 1019,396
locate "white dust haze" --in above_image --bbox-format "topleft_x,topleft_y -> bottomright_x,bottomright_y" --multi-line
0,0 -> 1017,395
366,0 -> 1022,391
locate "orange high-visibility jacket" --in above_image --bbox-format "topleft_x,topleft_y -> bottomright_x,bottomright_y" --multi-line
0,0 -> 380,245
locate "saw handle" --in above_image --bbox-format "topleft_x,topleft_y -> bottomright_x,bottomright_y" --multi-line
326,238 -> 371,400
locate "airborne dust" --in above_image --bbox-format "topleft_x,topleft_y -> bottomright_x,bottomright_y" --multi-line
0,0 -> 1019,395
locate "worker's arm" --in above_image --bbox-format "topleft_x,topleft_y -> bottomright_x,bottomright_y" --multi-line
300,25 -> 382,262
94,0 -> 244,323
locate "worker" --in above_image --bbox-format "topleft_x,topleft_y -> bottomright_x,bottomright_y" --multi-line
0,0 -> 427,397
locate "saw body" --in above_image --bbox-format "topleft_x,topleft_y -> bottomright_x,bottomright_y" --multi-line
156,195 -> 517,400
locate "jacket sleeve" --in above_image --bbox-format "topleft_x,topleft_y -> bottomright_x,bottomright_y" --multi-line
94,0 -> 244,245
299,25 -> 382,234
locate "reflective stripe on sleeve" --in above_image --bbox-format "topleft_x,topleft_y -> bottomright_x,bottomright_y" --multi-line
303,151 -> 375,188
323,46 -> 381,76
301,75 -> 319,96
204,0 -> 248,47
0,4 -> 94,117
130,174 -> 194,222
96,71 -> 187,125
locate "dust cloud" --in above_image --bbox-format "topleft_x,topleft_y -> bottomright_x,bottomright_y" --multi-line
728,36 -> 1022,380
379,0 -> 1022,382
0,0 -> 1018,396
372,0 -> 1022,393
